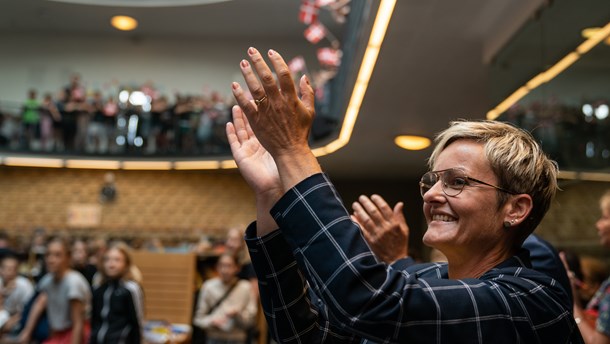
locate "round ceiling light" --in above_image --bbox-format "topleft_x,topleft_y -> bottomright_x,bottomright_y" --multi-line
394,135 -> 431,151
111,15 -> 138,31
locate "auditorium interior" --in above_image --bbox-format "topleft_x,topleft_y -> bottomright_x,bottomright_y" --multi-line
0,0 -> 609,343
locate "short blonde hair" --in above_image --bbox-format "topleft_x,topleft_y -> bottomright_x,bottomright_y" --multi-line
429,120 -> 558,242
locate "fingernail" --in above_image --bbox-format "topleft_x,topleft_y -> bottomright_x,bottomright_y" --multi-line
303,74 -> 310,85
240,59 -> 249,68
268,49 -> 275,56
248,47 -> 257,56
231,82 -> 239,90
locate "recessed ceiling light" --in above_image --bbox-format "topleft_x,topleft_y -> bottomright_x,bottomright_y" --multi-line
111,15 -> 138,31
394,135 -> 431,151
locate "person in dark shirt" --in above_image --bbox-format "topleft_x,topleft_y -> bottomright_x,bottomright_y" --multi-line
90,242 -> 143,344
226,47 -> 582,343
71,239 -> 97,288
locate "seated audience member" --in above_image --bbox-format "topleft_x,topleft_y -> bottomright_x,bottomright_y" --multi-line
90,242 -> 143,344
0,255 -> 34,334
579,256 -> 610,306
566,190 -> 610,343
224,228 -> 255,282
71,239 -> 97,288
226,47 -> 582,342
193,253 -> 257,344
27,228 -> 48,283
18,237 -> 91,344
0,231 -> 14,261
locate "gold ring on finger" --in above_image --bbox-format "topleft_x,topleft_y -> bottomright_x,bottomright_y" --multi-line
254,95 -> 267,105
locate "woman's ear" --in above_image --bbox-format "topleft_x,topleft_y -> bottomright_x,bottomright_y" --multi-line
503,194 -> 533,228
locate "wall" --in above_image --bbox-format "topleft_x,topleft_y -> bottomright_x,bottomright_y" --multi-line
0,165 -> 607,258
537,180 -> 610,258
0,33 -> 318,106
0,166 -> 256,238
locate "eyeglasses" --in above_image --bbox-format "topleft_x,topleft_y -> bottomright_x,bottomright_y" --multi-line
419,168 -> 517,197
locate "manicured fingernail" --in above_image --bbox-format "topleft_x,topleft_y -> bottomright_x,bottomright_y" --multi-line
268,49 -> 275,56
303,74 -> 310,85
231,82 -> 239,90
240,59 -> 249,68
248,47 -> 257,55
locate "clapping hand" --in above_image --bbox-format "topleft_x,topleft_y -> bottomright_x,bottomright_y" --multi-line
231,47 -> 321,192
352,195 -> 410,264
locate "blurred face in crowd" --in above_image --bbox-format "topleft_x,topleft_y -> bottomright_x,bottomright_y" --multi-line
422,140 -> 510,259
0,257 -> 19,282
103,248 -> 127,280
217,254 -> 239,284
72,240 -> 88,267
46,241 -> 70,275
597,197 -> 610,248
225,229 -> 243,255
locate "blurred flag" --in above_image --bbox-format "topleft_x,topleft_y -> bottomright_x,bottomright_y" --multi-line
317,47 -> 342,67
288,56 -> 306,74
299,0 -> 319,25
304,22 -> 326,44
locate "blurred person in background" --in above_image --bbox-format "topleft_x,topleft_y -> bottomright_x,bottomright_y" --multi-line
71,239 -> 97,288
224,228 -> 255,282
86,92 -> 107,154
90,242 -> 143,344
193,253 -> 257,344
27,228 -> 47,283
18,237 -> 91,344
0,254 -> 34,335
39,93 -> 61,152
21,89 -> 41,151
566,190 -> 610,343
0,231 -> 14,261
579,256 -> 610,306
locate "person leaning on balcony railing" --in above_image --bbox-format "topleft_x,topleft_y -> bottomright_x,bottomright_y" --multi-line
225,47 -> 583,343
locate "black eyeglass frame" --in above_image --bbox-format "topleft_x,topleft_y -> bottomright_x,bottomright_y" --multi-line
419,168 -> 518,197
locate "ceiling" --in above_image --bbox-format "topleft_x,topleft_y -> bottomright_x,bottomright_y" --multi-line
1,0 -> 606,179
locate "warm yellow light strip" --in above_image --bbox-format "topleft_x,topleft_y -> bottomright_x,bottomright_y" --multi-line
65,159 -> 120,169
220,160 -> 237,169
174,160 -> 220,170
122,161 -> 172,170
487,21 -> 610,120
311,0 -> 397,157
3,157 -> 64,168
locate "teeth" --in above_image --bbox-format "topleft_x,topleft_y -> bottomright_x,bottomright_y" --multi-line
432,214 -> 455,222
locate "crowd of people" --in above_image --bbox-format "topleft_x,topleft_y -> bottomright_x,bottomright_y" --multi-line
0,75 -> 235,156
0,227 -> 262,344
502,99 -> 610,170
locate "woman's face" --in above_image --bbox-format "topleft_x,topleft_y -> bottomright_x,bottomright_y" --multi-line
72,241 -> 88,266
216,255 -> 239,284
104,248 -> 127,279
422,140 -> 508,258
46,242 -> 70,274
596,200 -> 610,248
